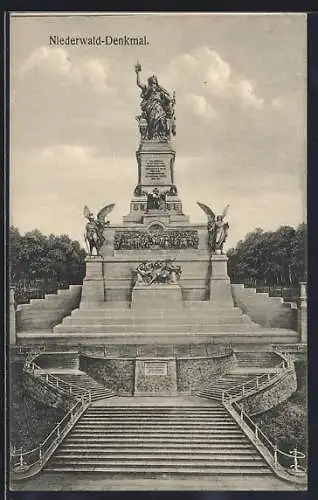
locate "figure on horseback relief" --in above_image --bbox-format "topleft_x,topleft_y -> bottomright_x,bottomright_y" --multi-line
83,204 -> 115,256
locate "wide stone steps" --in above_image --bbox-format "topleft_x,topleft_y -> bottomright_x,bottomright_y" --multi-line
62,316 -> 246,326
46,405 -> 271,476
54,324 -> 260,334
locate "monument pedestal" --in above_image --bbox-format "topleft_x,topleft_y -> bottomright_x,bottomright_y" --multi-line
80,256 -> 105,308
131,283 -> 183,309
210,254 -> 233,306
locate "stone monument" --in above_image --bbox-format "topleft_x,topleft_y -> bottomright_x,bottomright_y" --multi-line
54,63 -> 252,345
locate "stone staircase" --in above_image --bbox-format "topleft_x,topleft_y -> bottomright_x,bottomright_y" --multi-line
45,404 -> 272,476
49,372 -> 116,402
195,351 -> 281,401
36,301 -> 300,346
195,374 -> 255,401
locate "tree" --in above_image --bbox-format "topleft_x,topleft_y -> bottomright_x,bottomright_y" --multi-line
9,226 -> 86,286
227,224 -> 306,286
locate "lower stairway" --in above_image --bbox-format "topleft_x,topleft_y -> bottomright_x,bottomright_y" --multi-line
42,371 -> 116,402
195,373 -> 256,401
45,403 -> 272,476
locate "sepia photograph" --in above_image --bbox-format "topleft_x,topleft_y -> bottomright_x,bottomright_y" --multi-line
8,12 -> 307,491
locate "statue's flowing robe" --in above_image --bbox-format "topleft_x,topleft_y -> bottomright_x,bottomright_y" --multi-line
140,87 -> 171,139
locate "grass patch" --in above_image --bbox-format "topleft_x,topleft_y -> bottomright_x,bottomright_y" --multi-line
9,361 -> 66,451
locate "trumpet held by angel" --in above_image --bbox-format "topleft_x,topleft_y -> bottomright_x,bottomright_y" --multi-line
83,203 -> 115,255
197,202 -> 230,254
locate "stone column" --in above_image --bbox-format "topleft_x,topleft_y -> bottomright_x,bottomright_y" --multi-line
297,282 -> 307,343
80,256 -> 105,308
210,254 -> 234,306
9,287 -> 16,345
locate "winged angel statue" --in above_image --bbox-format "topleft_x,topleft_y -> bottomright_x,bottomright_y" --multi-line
197,202 -> 230,254
83,203 -> 115,256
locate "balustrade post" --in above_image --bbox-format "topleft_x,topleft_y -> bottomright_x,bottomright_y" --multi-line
255,424 -> 259,440
69,386 -> 72,394
104,345 -> 107,357
242,385 -> 245,396
267,373 -> 271,382
240,407 -> 244,420
45,374 -> 49,383
57,424 -> 60,438
39,445 -> 42,463
19,450 -> 24,468
292,447 -> 299,472
274,444 -> 278,469
256,376 -> 259,388
56,379 -> 59,388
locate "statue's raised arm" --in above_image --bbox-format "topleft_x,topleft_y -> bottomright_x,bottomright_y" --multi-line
135,62 -> 146,90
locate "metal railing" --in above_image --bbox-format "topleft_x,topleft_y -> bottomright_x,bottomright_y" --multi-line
227,399 -> 306,478
222,358 -> 292,405
222,350 -> 306,481
24,359 -> 91,400
11,392 -> 90,477
11,351 -> 92,479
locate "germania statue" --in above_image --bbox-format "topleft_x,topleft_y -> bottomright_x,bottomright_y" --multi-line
197,202 -> 230,254
83,203 -> 115,256
135,62 -> 176,141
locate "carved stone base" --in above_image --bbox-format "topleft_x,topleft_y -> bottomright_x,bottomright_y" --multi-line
80,256 -> 105,308
131,283 -> 183,309
210,254 -> 233,305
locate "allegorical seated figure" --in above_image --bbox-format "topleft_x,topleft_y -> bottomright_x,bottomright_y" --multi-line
135,62 -> 176,141
135,259 -> 182,286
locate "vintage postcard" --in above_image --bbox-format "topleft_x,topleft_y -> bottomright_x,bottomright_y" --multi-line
8,12 -> 307,491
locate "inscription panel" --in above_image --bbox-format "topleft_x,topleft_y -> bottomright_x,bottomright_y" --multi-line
140,156 -> 171,185
144,361 -> 168,376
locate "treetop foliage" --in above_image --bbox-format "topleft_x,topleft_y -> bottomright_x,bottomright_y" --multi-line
9,226 -> 86,286
227,223 -> 306,286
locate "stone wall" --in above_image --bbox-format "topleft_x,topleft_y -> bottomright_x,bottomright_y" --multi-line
79,352 -> 235,396
177,354 -> 235,392
23,371 -> 76,411
79,356 -> 135,395
16,285 -> 82,332
231,284 -> 297,330
242,369 -> 298,416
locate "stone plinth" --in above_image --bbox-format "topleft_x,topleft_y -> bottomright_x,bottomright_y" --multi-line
80,256 -> 105,308
131,283 -> 183,309
297,282 -> 307,343
210,254 -> 233,306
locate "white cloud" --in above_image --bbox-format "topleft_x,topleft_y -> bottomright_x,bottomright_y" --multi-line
20,46 -> 110,94
185,94 -> 217,120
165,46 -> 264,111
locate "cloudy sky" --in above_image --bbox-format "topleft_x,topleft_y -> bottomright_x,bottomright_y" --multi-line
10,13 -> 307,249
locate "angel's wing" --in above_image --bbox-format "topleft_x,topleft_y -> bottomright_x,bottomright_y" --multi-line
222,204 -> 230,219
197,202 -> 215,219
83,205 -> 91,219
97,203 -> 115,222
